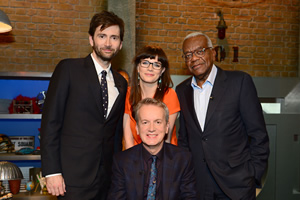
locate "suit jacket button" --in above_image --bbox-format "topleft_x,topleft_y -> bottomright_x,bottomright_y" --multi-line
202,137 -> 208,141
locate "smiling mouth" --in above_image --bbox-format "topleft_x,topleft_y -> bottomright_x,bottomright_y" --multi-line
192,63 -> 204,70
102,48 -> 113,53
147,134 -> 158,138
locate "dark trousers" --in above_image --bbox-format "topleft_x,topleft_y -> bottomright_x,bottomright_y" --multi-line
200,165 -> 255,200
58,165 -> 110,200
201,165 -> 230,200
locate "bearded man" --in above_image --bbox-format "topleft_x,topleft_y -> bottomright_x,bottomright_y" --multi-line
41,11 -> 128,200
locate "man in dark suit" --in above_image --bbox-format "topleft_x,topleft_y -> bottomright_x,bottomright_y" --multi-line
107,98 -> 197,200
176,32 -> 269,200
41,11 -> 128,199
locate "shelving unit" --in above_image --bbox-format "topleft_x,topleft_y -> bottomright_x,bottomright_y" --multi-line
0,72 -> 51,168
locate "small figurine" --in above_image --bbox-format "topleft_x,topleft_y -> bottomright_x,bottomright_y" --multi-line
0,193 -> 12,200
36,172 -> 46,194
0,181 -> 5,195
42,185 -> 48,195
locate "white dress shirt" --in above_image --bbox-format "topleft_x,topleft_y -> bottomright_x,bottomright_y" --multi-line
191,65 -> 217,131
91,53 -> 119,118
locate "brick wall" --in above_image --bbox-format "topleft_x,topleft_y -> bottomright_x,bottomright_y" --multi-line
0,0 -> 299,77
136,0 -> 299,77
0,0 -> 107,72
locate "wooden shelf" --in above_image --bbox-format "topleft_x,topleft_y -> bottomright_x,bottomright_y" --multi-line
0,153 -> 41,161
12,192 -> 57,200
0,71 -> 52,80
0,114 -> 42,119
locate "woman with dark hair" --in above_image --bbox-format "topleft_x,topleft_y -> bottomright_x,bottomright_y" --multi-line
123,45 -> 180,149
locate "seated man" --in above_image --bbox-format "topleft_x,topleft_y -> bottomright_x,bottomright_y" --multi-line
108,98 -> 197,200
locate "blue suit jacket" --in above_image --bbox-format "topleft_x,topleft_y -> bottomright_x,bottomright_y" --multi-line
107,143 -> 197,200
176,67 -> 269,199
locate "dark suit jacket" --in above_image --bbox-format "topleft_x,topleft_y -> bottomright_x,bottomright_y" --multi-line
107,143 -> 197,200
176,67 -> 269,200
41,55 -> 127,187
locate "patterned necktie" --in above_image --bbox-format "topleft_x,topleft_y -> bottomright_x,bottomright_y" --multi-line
101,70 -> 108,118
147,155 -> 157,200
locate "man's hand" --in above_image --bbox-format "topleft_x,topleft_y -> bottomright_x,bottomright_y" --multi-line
46,175 -> 66,196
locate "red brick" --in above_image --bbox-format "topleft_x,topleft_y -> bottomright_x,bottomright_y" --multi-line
164,11 -> 181,17
32,58 -> 53,65
145,9 -> 163,16
270,17 -> 286,23
31,16 -> 53,23
58,11 -> 79,18
235,27 -> 253,34
10,14 -> 31,23
32,2 -> 52,9
13,57 -> 32,64
53,4 -> 73,10
236,15 -> 252,21
0,0 -> 9,6
10,1 -> 31,8
74,5 -> 94,12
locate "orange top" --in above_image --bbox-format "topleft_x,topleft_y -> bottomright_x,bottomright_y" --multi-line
124,87 -> 180,146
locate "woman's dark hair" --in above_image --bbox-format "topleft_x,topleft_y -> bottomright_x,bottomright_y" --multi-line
130,45 -> 173,114
88,10 -> 125,41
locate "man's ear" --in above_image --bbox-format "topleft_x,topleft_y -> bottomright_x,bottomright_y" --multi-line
89,35 -> 94,47
119,41 -> 123,50
166,121 -> 170,134
136,124 -> 139,135
211,47 -> 217,62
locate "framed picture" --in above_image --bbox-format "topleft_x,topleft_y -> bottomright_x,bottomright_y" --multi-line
9,136 -> 35,151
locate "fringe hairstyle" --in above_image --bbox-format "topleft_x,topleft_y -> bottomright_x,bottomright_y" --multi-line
130,45 -> 173,117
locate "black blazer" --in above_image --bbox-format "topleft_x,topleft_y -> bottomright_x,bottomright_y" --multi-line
176,67 -> 269,199
107,143 -> 197,200
41,55 -> 127,187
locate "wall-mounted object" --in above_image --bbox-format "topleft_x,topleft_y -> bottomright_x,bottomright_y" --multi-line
216,11 -> 227,40
220,46 -> 226,61
233,46 -> 239,62
214,46 -> 219,62
0,10 -> 12,33
214,46 -> 226,62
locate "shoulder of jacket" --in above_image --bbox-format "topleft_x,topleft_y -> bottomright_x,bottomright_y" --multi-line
176,76 -> 192,89
165,143 -> 190,155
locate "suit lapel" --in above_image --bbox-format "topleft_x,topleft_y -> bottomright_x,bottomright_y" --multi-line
133,145 -> 145,199
83,55 -> 104,117
162,144 -> 174,200
205,67 -> 227,128
184,78 -> 203,133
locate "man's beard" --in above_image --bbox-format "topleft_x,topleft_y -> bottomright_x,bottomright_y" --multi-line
93,44 -> 120,62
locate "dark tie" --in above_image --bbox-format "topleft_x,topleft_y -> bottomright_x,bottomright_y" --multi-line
101,70 -> 108,118
147,155 -> 157,200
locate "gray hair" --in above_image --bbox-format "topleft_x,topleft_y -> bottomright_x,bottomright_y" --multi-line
183,32 -> 213,48
134,98 -> 169,123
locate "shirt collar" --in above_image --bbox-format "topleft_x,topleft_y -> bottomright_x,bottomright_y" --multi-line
191,64 -> 218,89
142,143 -> 164,161
90,53 -> 112,76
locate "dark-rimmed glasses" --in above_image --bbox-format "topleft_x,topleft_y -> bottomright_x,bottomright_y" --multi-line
140,60 -> 162,70
182,47 -> 212,61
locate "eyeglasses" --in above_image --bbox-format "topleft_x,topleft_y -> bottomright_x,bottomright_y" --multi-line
182,47 -> 212,61
140,60 -> 162,70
